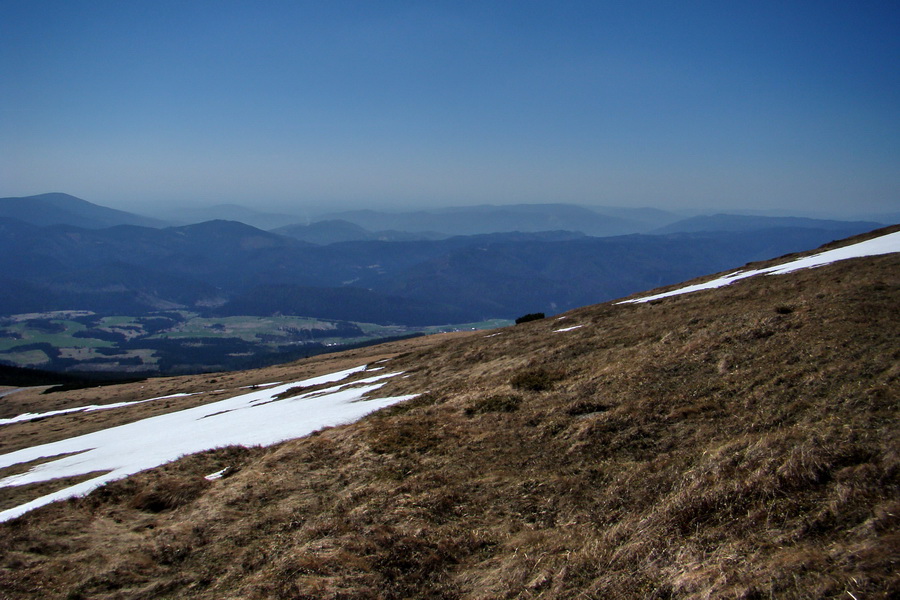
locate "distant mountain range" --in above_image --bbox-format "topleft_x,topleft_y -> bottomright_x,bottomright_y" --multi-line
2,193 -> 890,241
319,203 -> 677,237
273,220 -> 445,244
276,209 -> 889,245
0,193 -> 890,326
133,200 -> 681,237
0,213 -> 885,324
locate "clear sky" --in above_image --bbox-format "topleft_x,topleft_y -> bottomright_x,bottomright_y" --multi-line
1,0 -> 898,217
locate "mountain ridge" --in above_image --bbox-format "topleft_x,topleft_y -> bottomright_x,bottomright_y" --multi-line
0,193 -> 167,229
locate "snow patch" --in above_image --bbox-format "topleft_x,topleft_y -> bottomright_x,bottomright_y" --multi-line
0,399 -> 153,426
204,467 -> 230,481
618,230 -> 900,305
553,325 -> 583,333
0,392 -> 210,427
144,392 -> 194,401
0,365 -> 415,522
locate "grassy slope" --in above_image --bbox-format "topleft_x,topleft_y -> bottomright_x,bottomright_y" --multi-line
0,234 -> 897,599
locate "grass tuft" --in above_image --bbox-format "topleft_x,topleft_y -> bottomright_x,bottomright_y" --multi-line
510,366 -> 567,391
129,476 -> 209,513
464,394 -> 522,416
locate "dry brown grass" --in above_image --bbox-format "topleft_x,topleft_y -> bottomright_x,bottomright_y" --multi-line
0,230 -> 897,599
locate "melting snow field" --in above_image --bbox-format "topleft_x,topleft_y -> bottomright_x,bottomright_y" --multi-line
618,230 -> 900,304
0,365 -> 416,522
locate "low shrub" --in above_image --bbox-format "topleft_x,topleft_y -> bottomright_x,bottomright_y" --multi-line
375,393 -> 441,417
510,367 -> 566,391
465,394 -> 522,416
369,420 -> 440,455
566,400 -> 610,416
129,476 -> 209,513
515,313 -> 545,325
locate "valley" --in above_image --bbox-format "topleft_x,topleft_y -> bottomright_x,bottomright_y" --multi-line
0,310 -> 507,375
0,194 -> 886,380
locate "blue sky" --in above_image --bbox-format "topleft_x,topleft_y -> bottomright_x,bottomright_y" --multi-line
1,0 -> 898,216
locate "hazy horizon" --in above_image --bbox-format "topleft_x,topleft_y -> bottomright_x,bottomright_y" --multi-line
6,192 -> 893,224
2,1 -> 898,218
112,198 -> 900,224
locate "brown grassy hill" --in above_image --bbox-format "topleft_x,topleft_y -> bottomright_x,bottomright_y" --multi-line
0,230 -> 898,599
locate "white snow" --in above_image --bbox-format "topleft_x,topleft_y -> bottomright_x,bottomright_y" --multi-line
553,325 -> 583,333
204,467 -> 229,481
618,230 -> 900,305
0,392 -> 202,427
0,400 -> 151,426
145,392 -> 194,400
0,365 -> 416,522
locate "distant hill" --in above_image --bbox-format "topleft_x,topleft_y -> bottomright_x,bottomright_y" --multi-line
585,205 -> 682,230
275,219 -> 373,243
170,219 -> 297,251
0,229 -> 896,598
654,213 -> 884,234
166,204 -> 303,230
0,193 -> 166,229
322,203 -> 670,237
272,219 -> 387,244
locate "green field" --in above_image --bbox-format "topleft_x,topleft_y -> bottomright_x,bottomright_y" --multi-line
151,315 -> 337,341
0,319 -> 116,351
0,311 -> 513,375
2,349 -> 50,366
